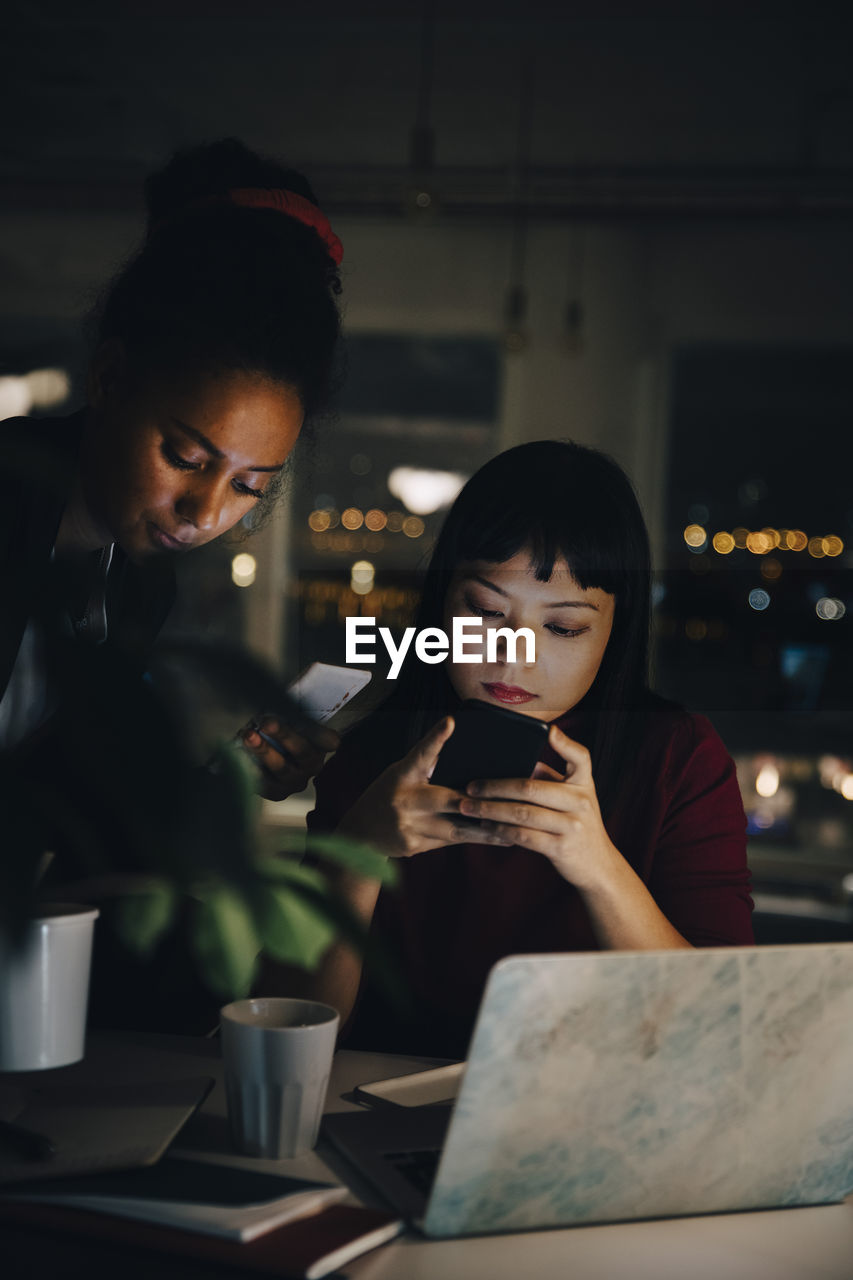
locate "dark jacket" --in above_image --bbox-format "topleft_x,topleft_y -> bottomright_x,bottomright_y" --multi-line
0,410 -> 214,1035
0,410 -> 175,706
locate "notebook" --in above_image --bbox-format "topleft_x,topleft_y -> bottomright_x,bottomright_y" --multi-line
1,1154 -> 347,1241
0,1076 -> 213,1185
0,1200 -> 404,1279
323,944 -> 853,1236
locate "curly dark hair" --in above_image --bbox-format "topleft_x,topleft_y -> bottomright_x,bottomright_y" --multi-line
90,138 -> 343,527
94,137 -> 341,409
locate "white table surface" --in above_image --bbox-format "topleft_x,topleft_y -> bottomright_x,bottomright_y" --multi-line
20,1032 -> 853,1280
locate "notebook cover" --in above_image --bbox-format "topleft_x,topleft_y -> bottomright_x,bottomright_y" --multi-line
0,1076 -> 214,1185
0,1200 -> 405,1278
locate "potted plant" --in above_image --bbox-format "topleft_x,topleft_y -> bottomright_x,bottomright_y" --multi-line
0,550 -> 395,1011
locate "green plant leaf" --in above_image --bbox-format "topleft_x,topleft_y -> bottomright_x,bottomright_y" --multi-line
254,857 -> 332,892
273,876 -> 411,1020
254,884 -> 337,970
189,886 -> 261,999
112,881 -> 178,956
298,833 -> 399,885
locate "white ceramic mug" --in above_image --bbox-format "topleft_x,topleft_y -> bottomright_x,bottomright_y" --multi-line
220,996 -> 339,1159
0,903 -> 99,1072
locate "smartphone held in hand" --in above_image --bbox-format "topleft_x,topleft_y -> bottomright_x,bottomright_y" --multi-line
287,663 -> 372,725
430,699 -> 549,791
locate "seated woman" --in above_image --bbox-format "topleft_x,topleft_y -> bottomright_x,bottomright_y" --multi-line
303,440 -> 754,1059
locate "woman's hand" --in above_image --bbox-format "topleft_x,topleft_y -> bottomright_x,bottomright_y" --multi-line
338,716 -> 514,858
241,715 -> 340,801
457,723 -> 621,891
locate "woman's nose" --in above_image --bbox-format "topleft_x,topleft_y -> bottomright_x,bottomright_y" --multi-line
486,623 -> 537,668
490,628 -> 509,664
175,476 -> 226,531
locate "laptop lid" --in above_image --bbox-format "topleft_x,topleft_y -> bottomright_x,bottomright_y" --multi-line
421,944 -> 853,1236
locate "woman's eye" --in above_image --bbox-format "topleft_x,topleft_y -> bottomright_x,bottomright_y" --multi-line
162,442 -> 199,471
546,623 -> 587,638
232,479 -> 264,500
464,594 -> 502,618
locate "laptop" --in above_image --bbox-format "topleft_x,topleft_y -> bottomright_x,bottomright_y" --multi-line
322,944 -> 853,1237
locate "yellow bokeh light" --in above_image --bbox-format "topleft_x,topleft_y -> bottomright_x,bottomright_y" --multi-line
760,557 -> 782,581
763,527 -> 781,548
364,508 -> 387,531
683,524 -> 707,548
807,536 -> 826,558
746,531 -> 773,554
755,763 -> 780,798
786,530 -> 807,551
350,559 -> 375,596
308,509 -> 331,532
386,511 -> 405,532
341,507 -> 364,530
402,516 -> 425,539
712,532 -> 735,554
231,553 -> 257,588
350,559 -> 375,584
732,527 -> 749,549
841,775 -> 853,801
822,535 -> 844,557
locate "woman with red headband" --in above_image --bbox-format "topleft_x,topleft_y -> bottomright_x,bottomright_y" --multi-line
0,138 -> 343,795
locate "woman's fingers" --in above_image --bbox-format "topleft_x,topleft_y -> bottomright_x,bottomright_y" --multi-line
399,715 -> 456,781
249,715 -> 339,757
241,717 -> 340,799
459,794 -> 575,835
428,814 -> 514,847
465,775 -> 574,810
545,724 -> 592,779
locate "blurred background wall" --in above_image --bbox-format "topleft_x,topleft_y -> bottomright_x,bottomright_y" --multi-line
2,0 -> 852,937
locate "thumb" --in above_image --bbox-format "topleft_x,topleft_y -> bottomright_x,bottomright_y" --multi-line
400,715 -> 456,780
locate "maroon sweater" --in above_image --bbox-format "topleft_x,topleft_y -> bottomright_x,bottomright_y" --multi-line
309,701 -> 754,1058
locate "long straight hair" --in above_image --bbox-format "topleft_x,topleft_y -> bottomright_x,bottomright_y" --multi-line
365,440 -> 653,819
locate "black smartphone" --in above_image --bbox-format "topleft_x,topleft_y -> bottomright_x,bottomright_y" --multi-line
430,699 -> 550,792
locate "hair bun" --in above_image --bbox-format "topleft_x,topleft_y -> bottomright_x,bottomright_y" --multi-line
144,137 -> 320,233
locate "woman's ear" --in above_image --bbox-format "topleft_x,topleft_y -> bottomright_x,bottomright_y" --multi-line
87,338 -> 127,409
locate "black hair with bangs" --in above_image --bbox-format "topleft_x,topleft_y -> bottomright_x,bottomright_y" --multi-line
384,439 -> 654,820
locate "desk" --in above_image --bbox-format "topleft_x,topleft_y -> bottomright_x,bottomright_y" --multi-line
2,1033 -> 853,1280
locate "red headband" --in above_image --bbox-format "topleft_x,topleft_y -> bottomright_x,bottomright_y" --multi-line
227,188 -> 343,265
151,187 -> 344,265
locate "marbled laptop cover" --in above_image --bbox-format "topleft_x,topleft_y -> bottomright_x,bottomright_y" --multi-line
424,945 -> 853,1236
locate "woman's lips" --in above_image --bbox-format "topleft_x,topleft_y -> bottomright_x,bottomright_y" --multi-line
482,682 -> 538,705
147,522 -> 193,552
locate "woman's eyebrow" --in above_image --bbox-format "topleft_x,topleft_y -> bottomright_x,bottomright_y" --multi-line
469,573 -> 599,610
545,599 -> 599,610
171,418 -> 285,472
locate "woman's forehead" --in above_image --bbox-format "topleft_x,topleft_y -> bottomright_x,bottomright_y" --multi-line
454,553 -> 610,603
